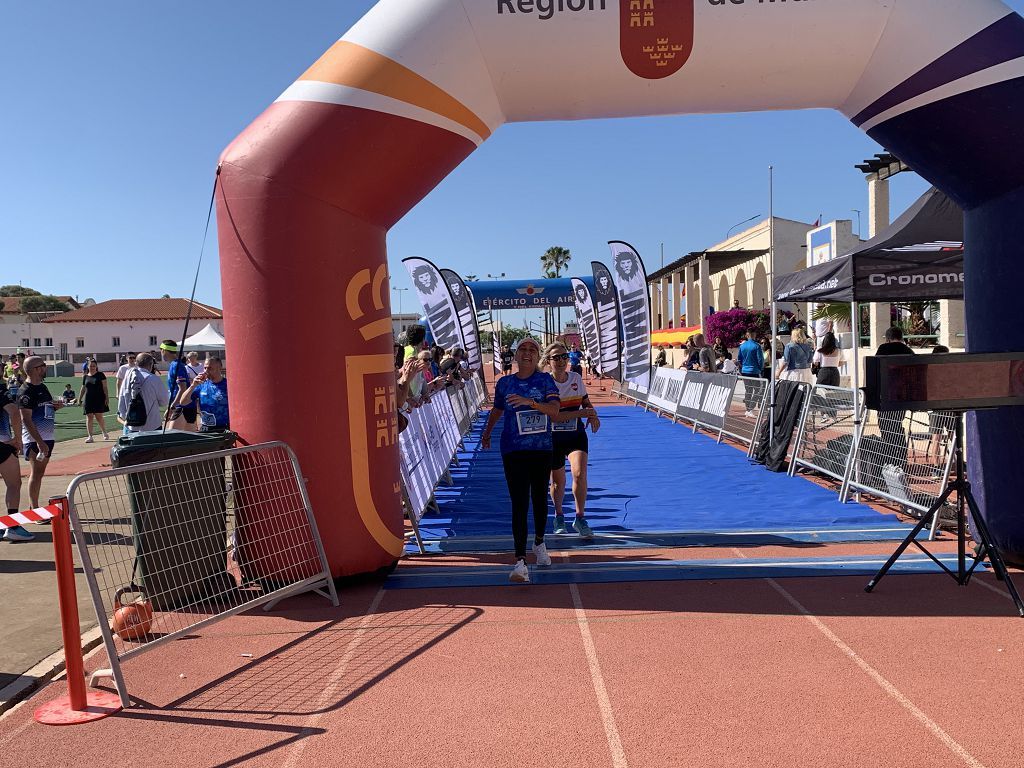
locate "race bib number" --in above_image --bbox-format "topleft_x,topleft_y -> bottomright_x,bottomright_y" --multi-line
43,404 -> 55,419
199,410 -> 217,429
516,409 -> 548,435
552,418 -> 578,433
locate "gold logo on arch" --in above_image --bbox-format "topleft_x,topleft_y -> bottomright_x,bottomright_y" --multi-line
619,0 -> 694,79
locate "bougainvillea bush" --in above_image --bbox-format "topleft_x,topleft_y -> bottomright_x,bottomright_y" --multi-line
703,308 -> 772,348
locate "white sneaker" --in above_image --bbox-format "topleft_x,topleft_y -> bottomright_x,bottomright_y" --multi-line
509,559 -> 530,583
84,436 -> 94,443
3,525 -> 35,542
532,541 -> 552,567
744,410 -> 754,418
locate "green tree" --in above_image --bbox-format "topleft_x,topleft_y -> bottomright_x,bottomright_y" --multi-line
540,246 -> 572,337
20,295 -> 71,313
0,285 -> 41,297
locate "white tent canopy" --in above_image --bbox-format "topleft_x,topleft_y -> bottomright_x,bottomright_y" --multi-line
183,323 -> 226,352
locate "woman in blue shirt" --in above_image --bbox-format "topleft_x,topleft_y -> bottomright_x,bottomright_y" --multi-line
481,338 -> 563,583
777,327 -> 814,383
177,356 -> 229,432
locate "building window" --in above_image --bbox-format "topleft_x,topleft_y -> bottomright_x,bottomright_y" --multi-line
75,338 -> 85,349
112,336 -> 121,348
44,337 -> 52,347
149,335 -> 158,346
21,338 -> 29,347
33,338 -> 41,347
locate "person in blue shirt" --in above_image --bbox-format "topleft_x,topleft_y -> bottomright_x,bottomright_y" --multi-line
567,343 -> 584,375
177,356 -> 229,432
736,327 -> 766,417
481,337 -> 562,583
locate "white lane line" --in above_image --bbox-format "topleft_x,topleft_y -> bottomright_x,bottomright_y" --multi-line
569,581 -> 628,768
729,548 -> 988,768
283,587 -> 386,768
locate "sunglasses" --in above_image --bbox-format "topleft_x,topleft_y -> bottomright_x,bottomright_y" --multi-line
548,353 -> 569,361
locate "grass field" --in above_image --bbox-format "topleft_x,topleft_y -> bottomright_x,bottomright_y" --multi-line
14,372 -> 171,443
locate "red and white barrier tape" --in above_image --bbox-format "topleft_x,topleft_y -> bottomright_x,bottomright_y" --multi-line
0,504 -> 61,530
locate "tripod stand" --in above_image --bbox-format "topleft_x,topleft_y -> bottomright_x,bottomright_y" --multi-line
865,413 -> 1024,617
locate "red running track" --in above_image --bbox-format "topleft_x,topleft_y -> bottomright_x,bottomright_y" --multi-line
2,539 -> 1022,768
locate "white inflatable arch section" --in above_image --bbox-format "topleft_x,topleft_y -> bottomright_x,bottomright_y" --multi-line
218,0 -> 1024,576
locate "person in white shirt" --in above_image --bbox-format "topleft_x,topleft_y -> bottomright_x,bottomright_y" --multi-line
812,331 -> 844,387
115,352 -> 137,398
117,352 -> 169,433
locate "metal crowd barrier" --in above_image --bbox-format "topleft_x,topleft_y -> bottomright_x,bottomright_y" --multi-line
68,441 -> 339,709
789,384 -> 862,483
841,408 -> 959,539
718,376 -> 769,456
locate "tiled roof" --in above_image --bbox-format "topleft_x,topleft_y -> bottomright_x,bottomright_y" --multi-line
0,295 -> 78,314
43,298 -> 222,323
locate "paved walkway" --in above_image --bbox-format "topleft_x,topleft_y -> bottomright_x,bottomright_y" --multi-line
1,441 -> 112,696
2,539 -> 1021,768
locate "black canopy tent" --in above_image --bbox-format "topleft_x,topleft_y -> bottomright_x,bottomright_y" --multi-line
766,188 -> 964,472
773,187 -> 964,304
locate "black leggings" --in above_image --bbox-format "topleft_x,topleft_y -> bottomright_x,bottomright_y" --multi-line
502,450 -> 551,558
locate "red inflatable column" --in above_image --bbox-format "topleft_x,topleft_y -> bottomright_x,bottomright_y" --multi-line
217,99 -> 478,576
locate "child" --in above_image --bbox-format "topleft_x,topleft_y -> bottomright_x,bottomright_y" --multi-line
62,383 -> 77,404
720,352 -> 737,375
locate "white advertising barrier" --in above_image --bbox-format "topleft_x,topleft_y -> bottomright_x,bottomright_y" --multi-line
647,367 -> 687,416
675,372 -> 739,434
399,374 -> 486,552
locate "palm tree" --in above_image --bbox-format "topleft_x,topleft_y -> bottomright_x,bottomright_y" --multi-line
541,246 -> 572,337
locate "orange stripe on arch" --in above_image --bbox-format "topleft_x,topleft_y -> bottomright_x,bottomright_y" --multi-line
300,40 -> 492,142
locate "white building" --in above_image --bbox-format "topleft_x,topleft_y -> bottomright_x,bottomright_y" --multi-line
0,295 -> 79,357
392,313 -> 422,340
43,298 -> 224,366
647,217 -> 816,331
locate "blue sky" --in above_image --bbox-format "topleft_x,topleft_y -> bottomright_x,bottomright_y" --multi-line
5,1 -> 1021,313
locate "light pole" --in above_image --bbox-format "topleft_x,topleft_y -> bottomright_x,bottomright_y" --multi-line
487,273 -> 505,345
726,214 -> 760,241
391,286 -> 408,315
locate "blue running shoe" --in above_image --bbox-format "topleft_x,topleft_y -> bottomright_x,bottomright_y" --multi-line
3,525 -> 35,542
553,514 -> 567,534
573,517 -> 594,540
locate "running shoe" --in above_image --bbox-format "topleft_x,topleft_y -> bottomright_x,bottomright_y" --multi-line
532,541 -> 552,567
744,410 -> 755,418
84,436 -> 94,443
573,517 -> 595,540
3,525 -> 35,542
553,514 -> 568,534
509,559 -> 530,583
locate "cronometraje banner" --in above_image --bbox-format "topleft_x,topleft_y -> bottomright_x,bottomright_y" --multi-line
570,277 -> 601,365
607,241 -> 651,388
440,269 -> 483,376
403,257 -> 466,352
590,261 -> 621,380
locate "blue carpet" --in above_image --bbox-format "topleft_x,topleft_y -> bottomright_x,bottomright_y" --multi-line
414,406 -> 907,549
386,554 -> 972,589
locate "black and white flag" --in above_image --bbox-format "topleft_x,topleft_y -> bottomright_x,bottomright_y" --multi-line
607,241 -> 651,389
570,278 -> 601,366
440,269 -> 482,377
403,257 -> 465,352
590,260 -> 622,380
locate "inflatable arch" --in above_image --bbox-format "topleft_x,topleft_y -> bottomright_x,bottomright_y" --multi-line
217,0 -> 1024,576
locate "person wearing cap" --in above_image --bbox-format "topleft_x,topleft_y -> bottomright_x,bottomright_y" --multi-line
480,337 -> 562,583
115,352 -> 137,398
159,339 -> 194,428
